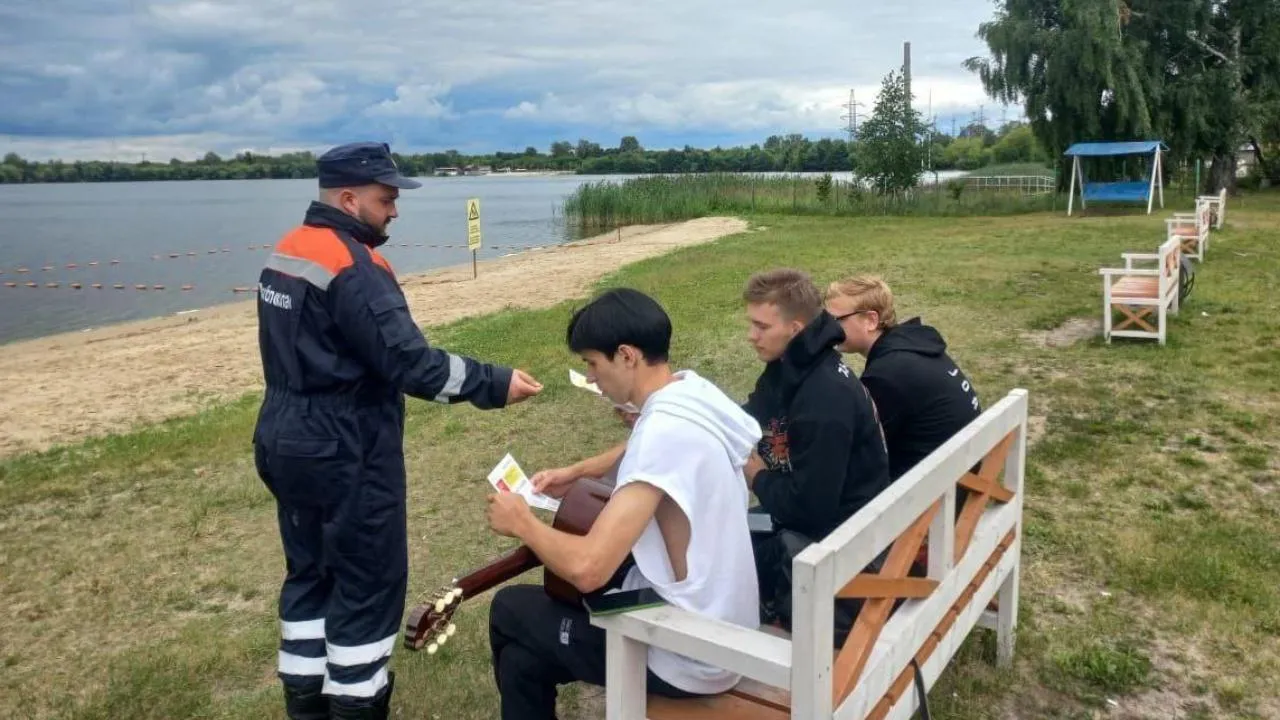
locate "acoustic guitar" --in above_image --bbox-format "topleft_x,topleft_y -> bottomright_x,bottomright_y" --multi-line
402,477 -> 614,652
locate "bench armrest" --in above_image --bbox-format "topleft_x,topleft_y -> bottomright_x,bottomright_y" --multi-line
590,606 -> 793,689
1100,267 -> 1159,277
1122,252 -> 1158,260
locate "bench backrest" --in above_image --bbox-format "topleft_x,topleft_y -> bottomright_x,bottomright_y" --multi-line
786,388 -> 1029,718
1156,235 -> 1181,303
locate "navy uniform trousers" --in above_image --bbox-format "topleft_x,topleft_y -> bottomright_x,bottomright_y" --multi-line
254,390 -> 406,715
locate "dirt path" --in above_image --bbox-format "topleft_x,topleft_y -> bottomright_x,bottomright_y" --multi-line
0,217 -> 748,458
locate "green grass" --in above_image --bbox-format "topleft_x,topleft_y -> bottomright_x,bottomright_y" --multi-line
2,192 -> 1279,718
561,173 -> 1060,233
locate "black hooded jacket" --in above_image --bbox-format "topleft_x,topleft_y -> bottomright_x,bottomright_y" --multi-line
745,312 -> 891,540
861,318 -> 982,480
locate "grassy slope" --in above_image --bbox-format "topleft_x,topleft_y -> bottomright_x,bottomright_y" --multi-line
1,194 -> 1278,719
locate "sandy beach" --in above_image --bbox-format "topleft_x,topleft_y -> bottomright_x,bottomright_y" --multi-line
0,216 -> 748,458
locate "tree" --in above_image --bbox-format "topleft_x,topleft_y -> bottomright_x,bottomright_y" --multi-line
965,0 -> 1280,191
575,139 -> 602,159
550,141 -> 574,158
619,136 -> 642,153
854,70 -> 926,193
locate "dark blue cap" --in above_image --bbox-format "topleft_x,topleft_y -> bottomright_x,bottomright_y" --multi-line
317,141 -> 422,189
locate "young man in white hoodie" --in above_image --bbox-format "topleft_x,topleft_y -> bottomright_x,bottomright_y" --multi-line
485,288 -> 763,720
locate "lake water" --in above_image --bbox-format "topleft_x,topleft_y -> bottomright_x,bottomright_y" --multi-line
0,170 -> 965,345
0,174 -> 608,344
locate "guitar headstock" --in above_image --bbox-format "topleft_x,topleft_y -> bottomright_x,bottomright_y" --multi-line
402,585 -> 463,652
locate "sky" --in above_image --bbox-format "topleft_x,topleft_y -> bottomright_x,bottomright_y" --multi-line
0,0 -> 1016,162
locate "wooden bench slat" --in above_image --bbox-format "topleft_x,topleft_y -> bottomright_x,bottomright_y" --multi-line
647,692 -> 789,720
837,575 -> 939,600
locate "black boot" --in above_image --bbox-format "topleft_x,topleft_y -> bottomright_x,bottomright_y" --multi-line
329,671 -> 394,720
284,684 -> 329,720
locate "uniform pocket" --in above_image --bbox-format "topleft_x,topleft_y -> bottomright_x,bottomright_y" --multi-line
268,433 -> 356,508
369,293 -> 415,348
276,436 -> 339,458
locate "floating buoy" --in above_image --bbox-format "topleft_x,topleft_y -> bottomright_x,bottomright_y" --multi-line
168,253 -> 179,259
17,268 -> 29,273
46,282 -> 59,288
89,261 -> 99,267
4,282 -> 15,288
113,283 -> 125,289
70,282 -> 82,289
110,259 -> 120,265
134,284 -> 147,290
42,265 -> 54,272
66,263 -> 78,269
232,286 -> 255,294
186,251 -> 195,257
221,248 -> 230,253
181,284 -> 194,291
207,249 -> 218,254
26,282 -> 38,288
153,284 -> 165,290
92,283 -> 103,289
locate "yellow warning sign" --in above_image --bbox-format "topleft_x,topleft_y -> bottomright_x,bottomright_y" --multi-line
466,198 -> 482,250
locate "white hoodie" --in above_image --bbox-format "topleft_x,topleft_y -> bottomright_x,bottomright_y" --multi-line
615,369 -> 763,694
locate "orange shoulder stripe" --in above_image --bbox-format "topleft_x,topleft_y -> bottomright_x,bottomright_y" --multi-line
275,226 -> 355,276
367,247 -> 395,276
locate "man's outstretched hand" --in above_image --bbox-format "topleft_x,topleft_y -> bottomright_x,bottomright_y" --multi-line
507,369 -> 543,405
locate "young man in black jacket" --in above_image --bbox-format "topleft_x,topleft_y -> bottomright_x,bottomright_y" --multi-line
740,269 -> 891,638
824,275 -> 981,482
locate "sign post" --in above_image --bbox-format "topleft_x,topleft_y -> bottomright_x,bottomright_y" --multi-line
466,198 -> 482,279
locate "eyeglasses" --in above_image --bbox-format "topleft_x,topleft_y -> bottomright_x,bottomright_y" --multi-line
832,309 -> 871,321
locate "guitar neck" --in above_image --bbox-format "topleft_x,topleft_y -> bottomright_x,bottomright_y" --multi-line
456,544 -> 542,600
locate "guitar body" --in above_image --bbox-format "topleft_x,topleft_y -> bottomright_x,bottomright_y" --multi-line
403,477 -> 614,651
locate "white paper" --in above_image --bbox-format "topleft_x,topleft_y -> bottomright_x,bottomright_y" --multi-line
488,453 -> 561,512
569,369 -> 640,414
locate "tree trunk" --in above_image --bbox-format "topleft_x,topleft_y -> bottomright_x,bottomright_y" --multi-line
1249,137 -> 1277,183
1208,153 -> 1238,194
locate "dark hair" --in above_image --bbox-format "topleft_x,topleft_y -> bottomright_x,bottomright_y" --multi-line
566,288 -> 671,363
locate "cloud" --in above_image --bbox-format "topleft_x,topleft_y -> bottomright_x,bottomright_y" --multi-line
0,0 -> 1012,159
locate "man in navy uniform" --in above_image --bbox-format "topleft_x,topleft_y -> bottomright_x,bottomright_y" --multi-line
252,141 -> 542,719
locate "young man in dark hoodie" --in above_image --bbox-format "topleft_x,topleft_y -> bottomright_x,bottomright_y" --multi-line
824,275 -> 982,482
740,269 -> 891,639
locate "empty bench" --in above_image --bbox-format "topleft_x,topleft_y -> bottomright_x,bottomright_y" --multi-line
592,388 -> 1030,719
1198,187 -> 1227,230
1166,195 -> 1213,262
1099,235 -> 1181,345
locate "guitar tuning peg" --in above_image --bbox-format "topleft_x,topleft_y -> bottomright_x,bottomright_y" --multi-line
427,643 -> 439,655
437,633 -> 449,646
452,588 -> 463,601
446,623 -> 457,637
434,598 -> 446,613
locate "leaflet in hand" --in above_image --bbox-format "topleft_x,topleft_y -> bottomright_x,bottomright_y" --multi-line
488,453 -> 561,512
569,369 -> 640,414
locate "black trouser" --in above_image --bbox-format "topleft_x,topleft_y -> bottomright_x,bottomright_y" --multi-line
254,393 -> 408,713
488,585 -> 700,720
753,524 -> 924,648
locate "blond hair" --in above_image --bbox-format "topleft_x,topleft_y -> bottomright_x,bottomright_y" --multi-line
826,275 -> 897,328
743,268 -> 823,322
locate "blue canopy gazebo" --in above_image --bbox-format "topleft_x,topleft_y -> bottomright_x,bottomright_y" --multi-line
1064,140 -> 1168,216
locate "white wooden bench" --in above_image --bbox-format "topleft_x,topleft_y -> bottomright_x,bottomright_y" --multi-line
1165,196 -> 1212,262
591,388 -> 1029,719
1198,187 -> 1227,230
1099,235 -> 1181,345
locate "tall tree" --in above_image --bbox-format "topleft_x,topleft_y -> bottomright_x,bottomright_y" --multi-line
855,70 -> 926,193
965,0 -> 1280,190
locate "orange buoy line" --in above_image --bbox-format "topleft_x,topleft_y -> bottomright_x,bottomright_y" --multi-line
4,281 -> 195,291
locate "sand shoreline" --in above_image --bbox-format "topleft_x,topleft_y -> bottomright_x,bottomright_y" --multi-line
0,217 -> 748,459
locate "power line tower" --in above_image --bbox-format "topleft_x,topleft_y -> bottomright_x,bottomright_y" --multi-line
840,89 -> 864,143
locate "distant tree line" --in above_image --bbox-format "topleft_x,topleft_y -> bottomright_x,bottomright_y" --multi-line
0,126 -> 1047,185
